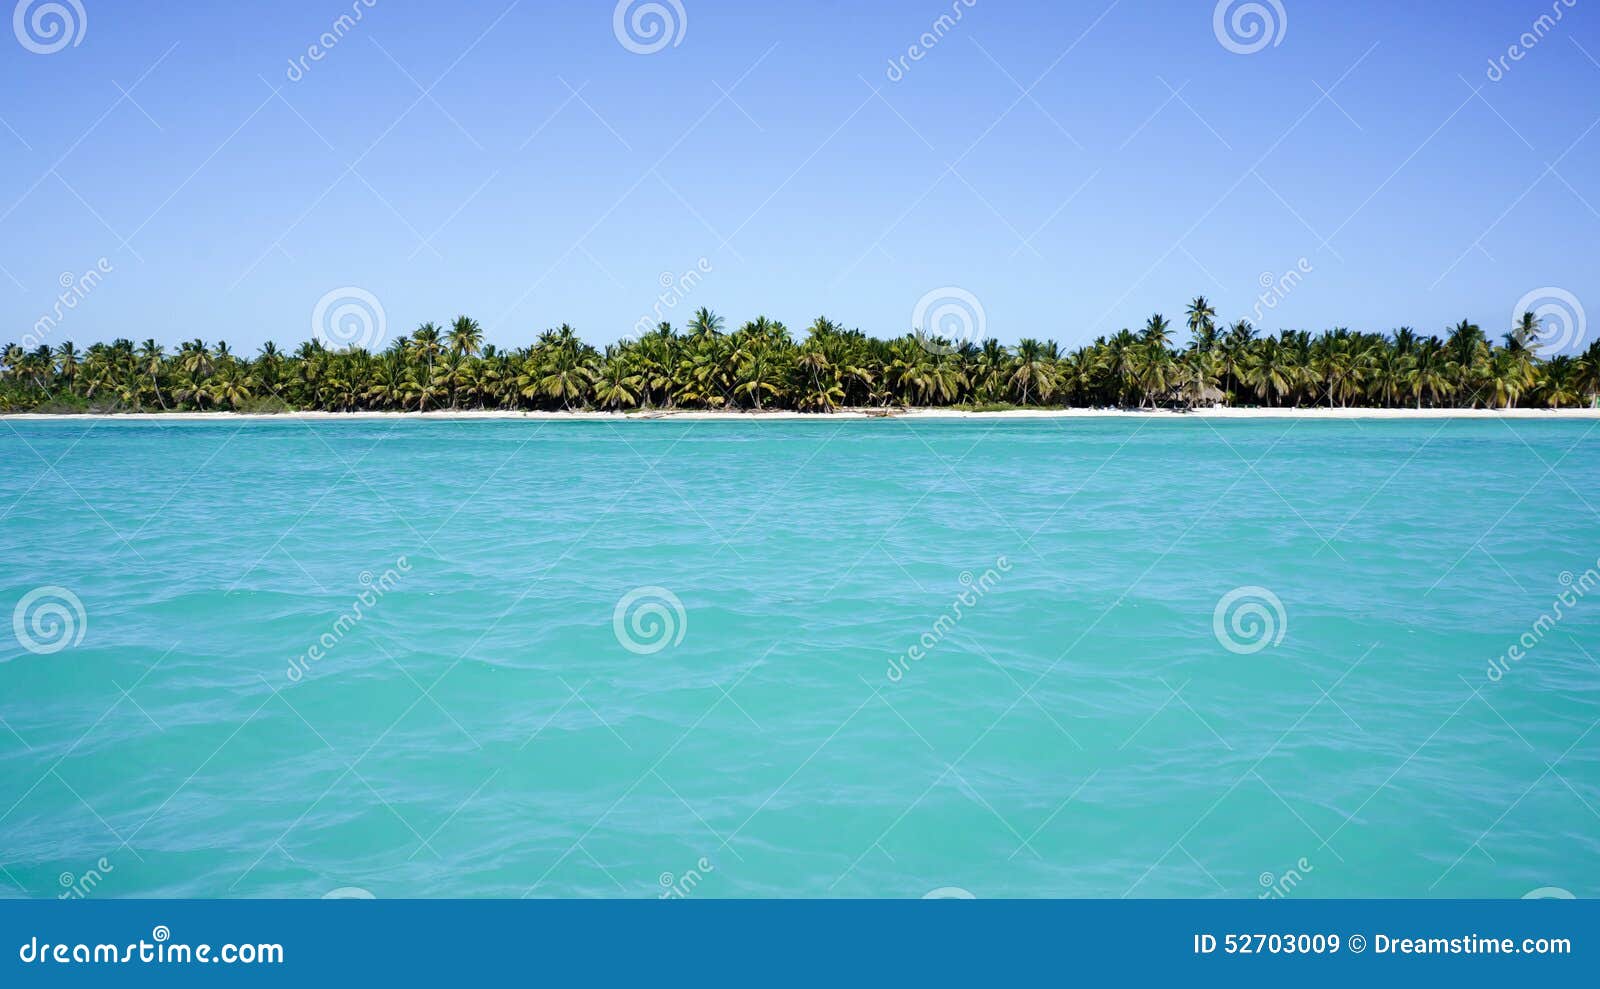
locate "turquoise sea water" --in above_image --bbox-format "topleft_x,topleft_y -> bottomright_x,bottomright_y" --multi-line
1,418 -> 1597,899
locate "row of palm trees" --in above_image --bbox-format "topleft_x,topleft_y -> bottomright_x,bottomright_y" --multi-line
4,300 -> 1598,413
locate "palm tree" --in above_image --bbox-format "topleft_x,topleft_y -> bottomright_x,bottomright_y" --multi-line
1312,334 -> 1357,407
1577,342 -> 1600,407
447,316 -> 484,358
7,296 -> 1596,415
1367,347 -> 1411,408
138,339 -> 168,409
408,323 -> 444,410
970,338 -> 1009,402
1177,347 -> 1220,408
1485,349 -> 1531,409
1446,319 -> 1487,371
1008,339 -> 1057,406
526,327 -> 596,410
687,307 -> 724,340
54,342 -> 79,390
1141,313 -> 1173,350
207,364 -> 253,409
1511,311 -> 1541,352
178,339 -> 213,380
1105,329 -> 1141,406
1132,342 -> 1176,407
1540,356 -> 1581,409
1406,340 -> 1454,409
1241,336 -> 1294,406
1220,320 -> 1257,405
794,337 -> 834,410
593,349 -> 641,410
1185,296 -> 1217,349
733,339 -> 785,410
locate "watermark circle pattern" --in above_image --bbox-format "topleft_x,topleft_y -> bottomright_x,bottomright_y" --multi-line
1212,585 -> 1287,655
1513,287 -> 1586,354
1212,0 -> 1287,55
912,287 -> 985,356
13,0 -> 87,55
311,287 -> 387,351
612,0 -> 686,55
612,586 -> 688,655
12,585 -> 87,655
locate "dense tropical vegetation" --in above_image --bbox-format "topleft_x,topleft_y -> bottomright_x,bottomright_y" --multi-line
4,300 -> 1597,413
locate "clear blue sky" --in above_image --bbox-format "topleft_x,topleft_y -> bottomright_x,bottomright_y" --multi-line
1,0 -> 1596,351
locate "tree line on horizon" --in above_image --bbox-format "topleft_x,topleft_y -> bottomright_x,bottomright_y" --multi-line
3,298 -> 1597,414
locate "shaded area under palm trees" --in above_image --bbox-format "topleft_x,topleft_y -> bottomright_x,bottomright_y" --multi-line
5,301 -> 1598,414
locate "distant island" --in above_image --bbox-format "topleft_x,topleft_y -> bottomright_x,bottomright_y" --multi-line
5,299 -> 1596,414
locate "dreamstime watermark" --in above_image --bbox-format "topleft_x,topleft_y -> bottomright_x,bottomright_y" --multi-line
1487,558 -> 1599,683
886,557 -> 1011,682
612,586 -> 687,655
17,927 -> 285,966
612,0 -> 686,55
912,287 -> 986,356
58,857 -> 114,900
628,257 -> 713,340
286,558 -> 411,682
884,0 -> 978,83
22,258 -> 113,350
658,857 -> 714,898
1523,886 -> 1576,899
284,0 -> 378,82
1258,856 -> 1313,899
311,286 -> 386,351
923,886 -> 976,898
1485,0 -> 1579,82
1212,586 -> 1287,655
1212,0 -> 1287,55
12,586 -> 87,656
13,0 -> 86,54
1248,257 -> 1312,325
1513,287 -> 1586,354
322,886 -> 375,899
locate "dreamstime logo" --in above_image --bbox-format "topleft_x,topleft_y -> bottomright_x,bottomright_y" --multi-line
1485,0 -> 1579,82
12,586 -> 87,656
13,0 -> 87,54
323,886 -> 376,899
1258,857 -> 1313,899
912,287 -> 985,356
1513,287 -> 1586,354
1487,558 -> 1599,683
887,556 -> 1011,682
658,857 -> 714,899
1212,0 -> 1286,55
628,257 -> 713,340
1212,586 -> 1287,655
286,558 -> 411,682
311,287 -> 386,351
22,257 -> 113,350
284,0 -> 378,83
612,0 -> 686,55
884,0 -> 978,83
58,857 -> 114,900
1522,886 -> 1576,899
1249,257 -> 1312,324
612,586 -> 687,655
923,886 -> 976,899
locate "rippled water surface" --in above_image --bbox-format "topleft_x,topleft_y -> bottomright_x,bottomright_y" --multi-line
1,418 -> 1597,898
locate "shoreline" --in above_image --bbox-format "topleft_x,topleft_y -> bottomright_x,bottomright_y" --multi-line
3,407 -> 1598,422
